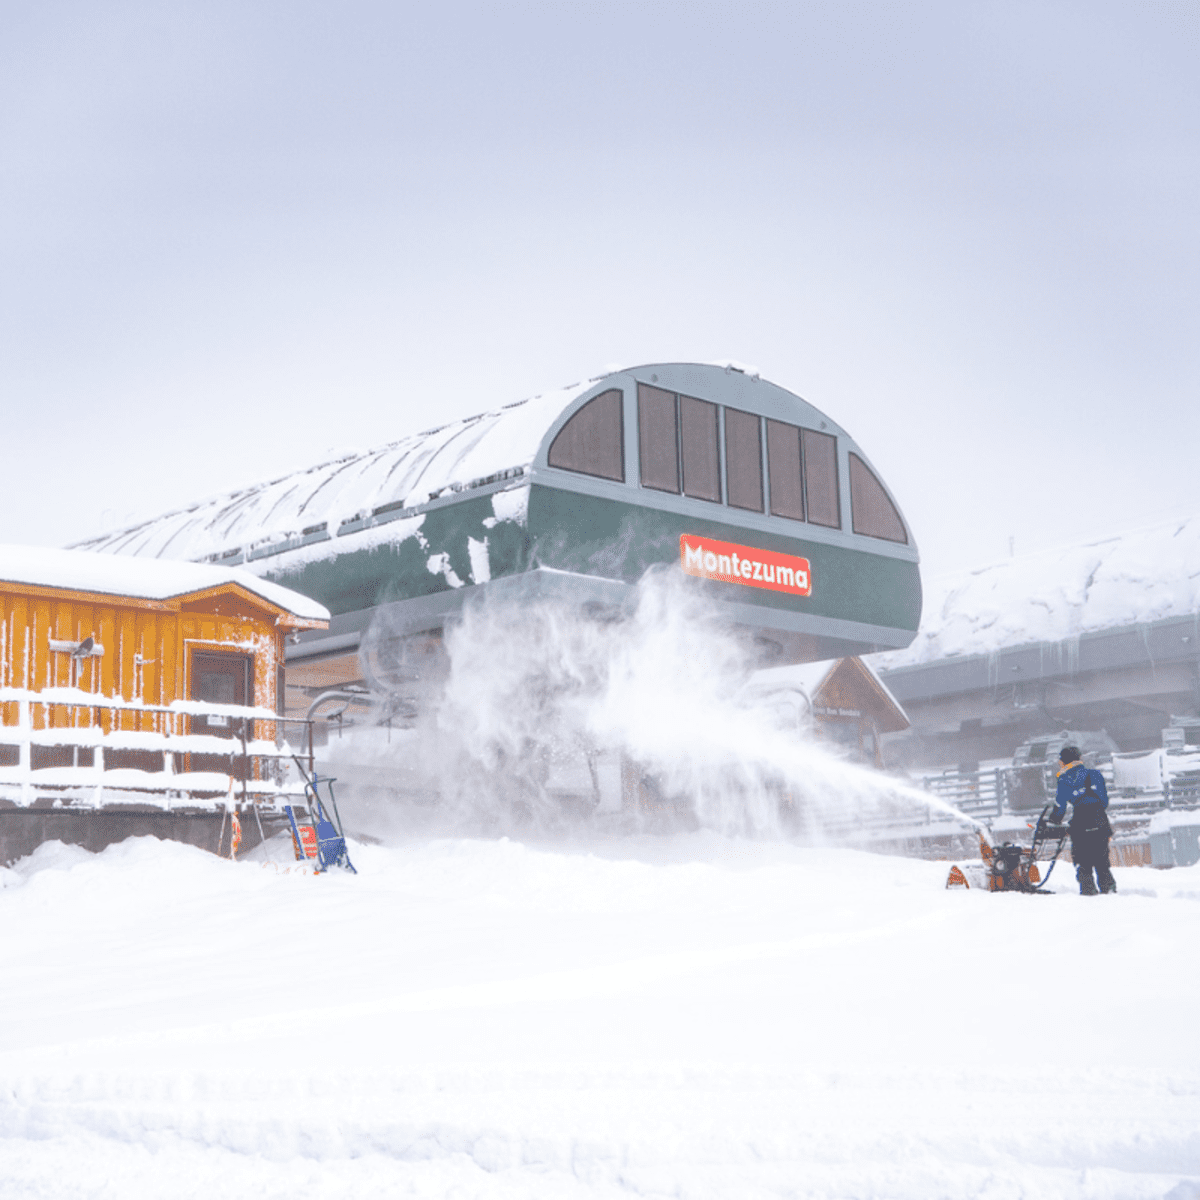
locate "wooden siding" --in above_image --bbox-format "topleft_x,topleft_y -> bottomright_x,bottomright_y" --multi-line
0,582 -> 312,737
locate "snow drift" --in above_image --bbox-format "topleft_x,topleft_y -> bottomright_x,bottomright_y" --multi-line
2,834 -> 1198,1199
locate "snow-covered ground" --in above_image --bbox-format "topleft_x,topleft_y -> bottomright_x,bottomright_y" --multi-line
2,832 -> 1198,1199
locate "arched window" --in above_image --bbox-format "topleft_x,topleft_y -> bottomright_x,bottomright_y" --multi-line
849,453 -> 906,543
547,390 -> 625,482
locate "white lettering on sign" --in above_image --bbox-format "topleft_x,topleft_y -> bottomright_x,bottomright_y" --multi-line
679,534 -> 812,596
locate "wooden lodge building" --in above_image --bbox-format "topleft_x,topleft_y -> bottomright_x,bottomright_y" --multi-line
747,655 -> 911,767
0,545 -> 328,863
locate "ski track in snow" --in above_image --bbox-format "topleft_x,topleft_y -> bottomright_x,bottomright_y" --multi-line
1,834 -> 1199,1199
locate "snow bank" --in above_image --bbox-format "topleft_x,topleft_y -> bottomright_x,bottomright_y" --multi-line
877,512 -> 1200,668
2,833 -> 1199,1198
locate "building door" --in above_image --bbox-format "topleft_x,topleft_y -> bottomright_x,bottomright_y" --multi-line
191,651 -> 253,738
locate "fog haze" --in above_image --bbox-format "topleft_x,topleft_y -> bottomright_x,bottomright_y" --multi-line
3,1 -> 1196,579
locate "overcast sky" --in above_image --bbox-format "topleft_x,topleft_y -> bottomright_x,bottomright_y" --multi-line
2,1 -> 1196,581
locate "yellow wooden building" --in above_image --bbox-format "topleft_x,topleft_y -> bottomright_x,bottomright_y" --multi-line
0,545 -> 328,861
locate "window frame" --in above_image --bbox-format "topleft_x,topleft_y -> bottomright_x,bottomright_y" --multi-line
766,418 -> 806,522
637,383 -> 681,494
724,406 -> 765,514
679,392 -> 721,504
801,428 -> 841,530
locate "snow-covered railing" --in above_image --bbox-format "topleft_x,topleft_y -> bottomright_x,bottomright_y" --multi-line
919,767 -> 1007,818
916,756 -> 1200,848
0,688 -> 315,812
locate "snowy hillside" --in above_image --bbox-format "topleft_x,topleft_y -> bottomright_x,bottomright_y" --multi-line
877,512 -> 1200,669
3,834 -> 1198,1198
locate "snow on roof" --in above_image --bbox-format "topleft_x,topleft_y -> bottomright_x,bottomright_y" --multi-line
0,544 -> 330,622
70,381 -> 593,566
750,660 -> 837,696
750,657 -> 909,729
875,513 -> 1200,670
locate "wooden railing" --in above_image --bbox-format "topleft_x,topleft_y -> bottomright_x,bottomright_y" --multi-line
0,687 -> 315,811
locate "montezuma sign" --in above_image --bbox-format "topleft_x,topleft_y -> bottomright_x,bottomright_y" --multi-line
679,534 -> 812,597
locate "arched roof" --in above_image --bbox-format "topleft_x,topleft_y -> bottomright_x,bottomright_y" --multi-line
72,378 -> 594,564
70,362 -> 912,586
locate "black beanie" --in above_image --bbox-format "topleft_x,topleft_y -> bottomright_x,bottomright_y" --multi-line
1059,745 -> 1081,764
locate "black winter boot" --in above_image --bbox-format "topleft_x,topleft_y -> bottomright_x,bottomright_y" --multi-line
1097,865 -> 1117,894
1076,865 -> 1099,895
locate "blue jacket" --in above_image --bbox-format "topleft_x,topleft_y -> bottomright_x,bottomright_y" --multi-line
1052,762 -> 1108,822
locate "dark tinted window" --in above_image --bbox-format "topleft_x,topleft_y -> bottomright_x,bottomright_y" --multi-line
638,384 -> 679,492
849,452 -> 906,542
547,389 -> 624,481
802,429 -> 840,528
680,394 -> 720,502
725,408 -> 763,512
767,419 -> 804,521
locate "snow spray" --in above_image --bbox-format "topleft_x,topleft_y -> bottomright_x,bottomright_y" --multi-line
334,570 -> 980,842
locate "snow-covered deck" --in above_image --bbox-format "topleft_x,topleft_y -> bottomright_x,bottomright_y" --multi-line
0,687 -> 314,811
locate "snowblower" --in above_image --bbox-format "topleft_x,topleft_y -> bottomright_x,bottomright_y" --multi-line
945,806 -> 1068,892
283,757 -> 357,874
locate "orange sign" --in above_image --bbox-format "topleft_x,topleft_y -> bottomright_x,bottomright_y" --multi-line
679,534 -> 812,597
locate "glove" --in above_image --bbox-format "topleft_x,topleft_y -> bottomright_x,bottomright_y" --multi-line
1043,811 -> 1065,830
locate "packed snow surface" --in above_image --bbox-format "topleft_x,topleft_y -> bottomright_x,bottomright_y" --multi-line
2,833 -> 1198,1199
0,543 -> 329,622
876,513 -> 1200,669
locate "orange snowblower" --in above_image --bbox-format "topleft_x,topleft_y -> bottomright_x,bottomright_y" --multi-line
946,806 -> 1069,892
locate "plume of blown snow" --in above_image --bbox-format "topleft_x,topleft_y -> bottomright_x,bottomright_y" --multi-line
409,569 -> 972,839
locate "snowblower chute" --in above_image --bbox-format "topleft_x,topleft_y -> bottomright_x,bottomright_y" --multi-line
946,807 -> 1068,892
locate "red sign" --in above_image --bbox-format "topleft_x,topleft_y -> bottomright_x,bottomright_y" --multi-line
291,825 -> 319,861
679,534 -> 812,597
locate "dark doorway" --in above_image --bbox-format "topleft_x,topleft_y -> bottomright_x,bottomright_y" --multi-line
187,651 -> 254,783
190,652 -> 253,739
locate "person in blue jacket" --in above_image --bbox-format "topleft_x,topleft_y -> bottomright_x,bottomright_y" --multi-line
1050,744 -> 1117,895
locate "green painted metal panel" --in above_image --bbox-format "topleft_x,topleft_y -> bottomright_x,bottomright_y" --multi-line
263,493 -> 531,617
262,480 -> 919,642
528,485 -> 921,634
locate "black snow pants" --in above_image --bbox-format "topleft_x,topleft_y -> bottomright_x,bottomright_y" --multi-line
1070,817 -> 1116,895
